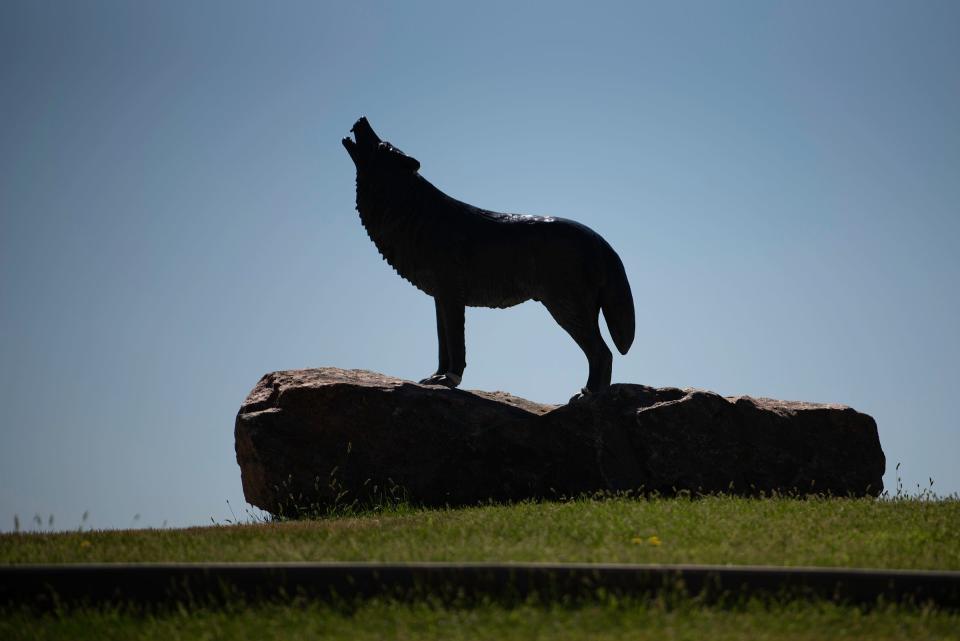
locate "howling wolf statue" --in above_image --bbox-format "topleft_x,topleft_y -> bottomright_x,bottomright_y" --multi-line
342,117 -> 635,398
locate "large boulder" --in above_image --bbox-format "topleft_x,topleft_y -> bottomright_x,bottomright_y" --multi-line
235,368 -> 885,516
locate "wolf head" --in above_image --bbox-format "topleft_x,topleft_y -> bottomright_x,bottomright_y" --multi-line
342,116 -> 421,175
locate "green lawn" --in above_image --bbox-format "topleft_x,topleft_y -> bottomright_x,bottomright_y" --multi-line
3,597 -> 959,641
4,497 -> 959,640
3,496 -> 958,569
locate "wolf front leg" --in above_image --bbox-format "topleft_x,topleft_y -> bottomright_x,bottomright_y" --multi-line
418,297 -> 465,388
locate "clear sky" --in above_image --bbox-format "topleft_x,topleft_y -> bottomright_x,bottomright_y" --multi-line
2,1 -> 958,531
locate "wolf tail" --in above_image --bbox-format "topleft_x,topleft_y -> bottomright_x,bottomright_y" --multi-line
599,243 -> 635,355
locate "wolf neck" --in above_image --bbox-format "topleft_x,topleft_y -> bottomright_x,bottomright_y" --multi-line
354,173 -> 437,284
356,175 -> 418,238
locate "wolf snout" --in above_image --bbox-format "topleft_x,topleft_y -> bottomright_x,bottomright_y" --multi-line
351,116 -> 369,133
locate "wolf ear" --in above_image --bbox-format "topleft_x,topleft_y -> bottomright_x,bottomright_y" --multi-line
377,141 -> 421,172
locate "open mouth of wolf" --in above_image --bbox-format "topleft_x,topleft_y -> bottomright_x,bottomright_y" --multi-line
342,116 -> 381,153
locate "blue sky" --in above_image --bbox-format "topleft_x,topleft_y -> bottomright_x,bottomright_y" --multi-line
2,1 -> 958,531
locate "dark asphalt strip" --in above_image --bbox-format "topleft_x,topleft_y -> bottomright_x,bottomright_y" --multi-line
2,563 -> 958,608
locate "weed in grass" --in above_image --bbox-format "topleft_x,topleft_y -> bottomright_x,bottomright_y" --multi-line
880,462 -> 946,502
266,444 -> 413,521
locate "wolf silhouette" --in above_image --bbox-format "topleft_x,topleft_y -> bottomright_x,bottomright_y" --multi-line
342,117 -> 635,397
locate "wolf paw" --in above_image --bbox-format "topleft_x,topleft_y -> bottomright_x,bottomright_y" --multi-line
418,373 -> 462,388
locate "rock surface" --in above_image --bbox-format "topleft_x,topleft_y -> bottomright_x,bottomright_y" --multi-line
235,368 -> 885,516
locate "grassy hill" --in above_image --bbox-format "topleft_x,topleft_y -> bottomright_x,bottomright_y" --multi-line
2,496 -> 959,640
3,495 -> 957,569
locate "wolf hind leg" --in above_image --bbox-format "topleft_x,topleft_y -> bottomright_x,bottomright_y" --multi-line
419,298 -> 465,388
541,297 -> 612,398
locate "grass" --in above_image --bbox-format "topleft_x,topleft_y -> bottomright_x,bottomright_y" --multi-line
2,597 -> 959,640
3,496 -> 958,569
4,496 -> 959,639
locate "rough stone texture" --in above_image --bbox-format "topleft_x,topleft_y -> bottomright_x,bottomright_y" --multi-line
235,368 -> 885,515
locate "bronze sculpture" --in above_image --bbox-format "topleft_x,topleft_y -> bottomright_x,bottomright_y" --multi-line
343,117 -> 635,397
